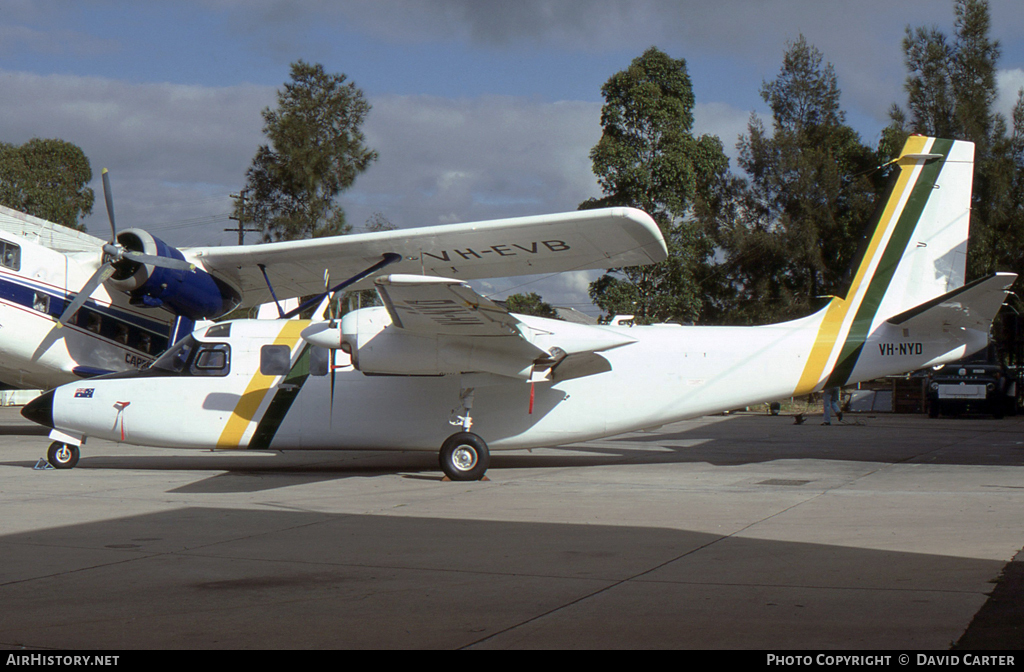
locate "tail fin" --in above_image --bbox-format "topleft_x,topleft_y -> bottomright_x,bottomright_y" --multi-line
796,136 -> 977,393
846,136 -> 973,322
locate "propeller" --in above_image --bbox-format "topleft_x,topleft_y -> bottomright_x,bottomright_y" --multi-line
324,269 -> 338,326
57,169 -> 196,328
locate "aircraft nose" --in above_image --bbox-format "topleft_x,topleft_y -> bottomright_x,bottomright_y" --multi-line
22,390 -> 54,429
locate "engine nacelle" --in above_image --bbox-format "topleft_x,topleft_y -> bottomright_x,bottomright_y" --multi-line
338,306 -> 538,379
106,229 -> 241,320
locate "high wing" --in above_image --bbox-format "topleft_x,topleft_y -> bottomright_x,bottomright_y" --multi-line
184,207 -> 666,309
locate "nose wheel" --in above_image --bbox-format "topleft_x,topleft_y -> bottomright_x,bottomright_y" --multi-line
47,441 -> 80,469
439,432 -> 489,481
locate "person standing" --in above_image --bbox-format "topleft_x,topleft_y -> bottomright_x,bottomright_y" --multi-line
823,387 -> 843,425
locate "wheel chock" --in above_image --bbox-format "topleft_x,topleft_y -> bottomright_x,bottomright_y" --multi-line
33,458 -> 54,471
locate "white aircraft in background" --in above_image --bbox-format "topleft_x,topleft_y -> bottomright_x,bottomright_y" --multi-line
0,169 -> 663,389
22,137 -> 1017,480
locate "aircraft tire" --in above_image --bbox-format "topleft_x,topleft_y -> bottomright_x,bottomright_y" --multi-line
439,432 -> 489,481
47,441 -> 80,469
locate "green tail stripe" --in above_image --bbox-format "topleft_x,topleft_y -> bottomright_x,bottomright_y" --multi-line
249,344 -> 312,450
825,139 -> 954,388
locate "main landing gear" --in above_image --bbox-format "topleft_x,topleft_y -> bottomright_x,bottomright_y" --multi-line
47,441 -> 80,469
439,384 -> 490,481
439,432 -> 490,481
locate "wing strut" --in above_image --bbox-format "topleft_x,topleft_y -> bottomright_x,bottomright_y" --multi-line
257,263 -> 288,318
278,253 -> 403,319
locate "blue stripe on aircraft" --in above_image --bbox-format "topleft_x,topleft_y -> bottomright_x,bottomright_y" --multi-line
0,273 -> 170,334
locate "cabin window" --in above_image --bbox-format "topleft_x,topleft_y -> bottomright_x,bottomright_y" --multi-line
32,292 -> 49,313
260,345 -> 291,376
191,344 -> 230,376
0,240 -> 20,271
309,345 -> 329,376
85,312 -> 102,333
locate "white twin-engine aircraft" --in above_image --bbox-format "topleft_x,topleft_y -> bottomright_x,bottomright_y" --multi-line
22,137 -> 1017,481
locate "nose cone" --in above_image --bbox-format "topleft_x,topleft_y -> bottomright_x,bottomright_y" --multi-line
22,389 -> 54,429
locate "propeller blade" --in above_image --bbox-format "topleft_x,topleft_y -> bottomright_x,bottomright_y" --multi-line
119,249 -> 195,272
324,269 -> 337,323
101,169 -> 116,241
57,263 -> 116,328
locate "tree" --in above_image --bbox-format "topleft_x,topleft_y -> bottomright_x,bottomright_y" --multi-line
235,60 -> 377,241
581,47 -> 728,324
0,138 -> 94,230
887,0 -> 1024,280
505,292 -> 559,319
699,36 -> 879,325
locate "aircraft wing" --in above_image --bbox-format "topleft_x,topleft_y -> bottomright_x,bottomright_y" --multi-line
184,207 -> 665,309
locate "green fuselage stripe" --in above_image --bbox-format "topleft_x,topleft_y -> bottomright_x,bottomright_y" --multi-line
825,138 -> 954,388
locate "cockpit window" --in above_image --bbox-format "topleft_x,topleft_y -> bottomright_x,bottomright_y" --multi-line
153,336 -> 195,373
206,323 -> 231,338
151,336 -> 230,376
191,344 -> 230,376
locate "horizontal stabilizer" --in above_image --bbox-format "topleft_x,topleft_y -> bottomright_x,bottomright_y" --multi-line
886,272 -> 1017,331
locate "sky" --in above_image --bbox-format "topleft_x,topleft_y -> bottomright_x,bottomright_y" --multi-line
2,0 -> 1024,315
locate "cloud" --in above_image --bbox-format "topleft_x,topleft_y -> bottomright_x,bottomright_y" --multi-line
997,69 -> 1024,124
693,102 -> 751,160
0,24 -> 119,58
351,94 -> 604,230
0,69 -> 274,243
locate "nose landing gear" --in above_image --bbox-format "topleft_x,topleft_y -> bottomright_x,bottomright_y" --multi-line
47,441 -> 80,469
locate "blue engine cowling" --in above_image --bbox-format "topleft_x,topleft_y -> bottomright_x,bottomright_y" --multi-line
105,229 -> 241,320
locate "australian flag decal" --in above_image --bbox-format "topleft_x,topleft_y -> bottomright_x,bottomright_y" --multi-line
74,388 -> 95,398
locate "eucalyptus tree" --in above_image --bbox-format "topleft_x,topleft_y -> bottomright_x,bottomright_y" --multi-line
0,138 -> 94,230
235,60 -> 377,242
581,47 -> 728,324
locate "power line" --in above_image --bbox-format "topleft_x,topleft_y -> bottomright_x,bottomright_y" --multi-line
226,189 -> 260,245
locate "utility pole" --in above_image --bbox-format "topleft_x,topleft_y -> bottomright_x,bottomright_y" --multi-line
226,189 -> 260,245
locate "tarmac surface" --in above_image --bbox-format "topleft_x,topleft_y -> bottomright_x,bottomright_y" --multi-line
1,406 -> 1023,650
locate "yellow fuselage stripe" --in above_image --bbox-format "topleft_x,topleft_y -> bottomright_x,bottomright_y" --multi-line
216,320 -> 308,448
793,136 -> 929,396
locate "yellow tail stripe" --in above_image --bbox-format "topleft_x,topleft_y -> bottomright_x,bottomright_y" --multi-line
793,136 -> 930,396
216,320 -> 309,448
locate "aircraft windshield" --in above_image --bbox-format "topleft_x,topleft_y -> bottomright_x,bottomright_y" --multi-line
152,336 -> 196,373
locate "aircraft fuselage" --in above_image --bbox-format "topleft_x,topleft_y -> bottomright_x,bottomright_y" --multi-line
0,232 -> 172,389
36,311 -> 981,453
